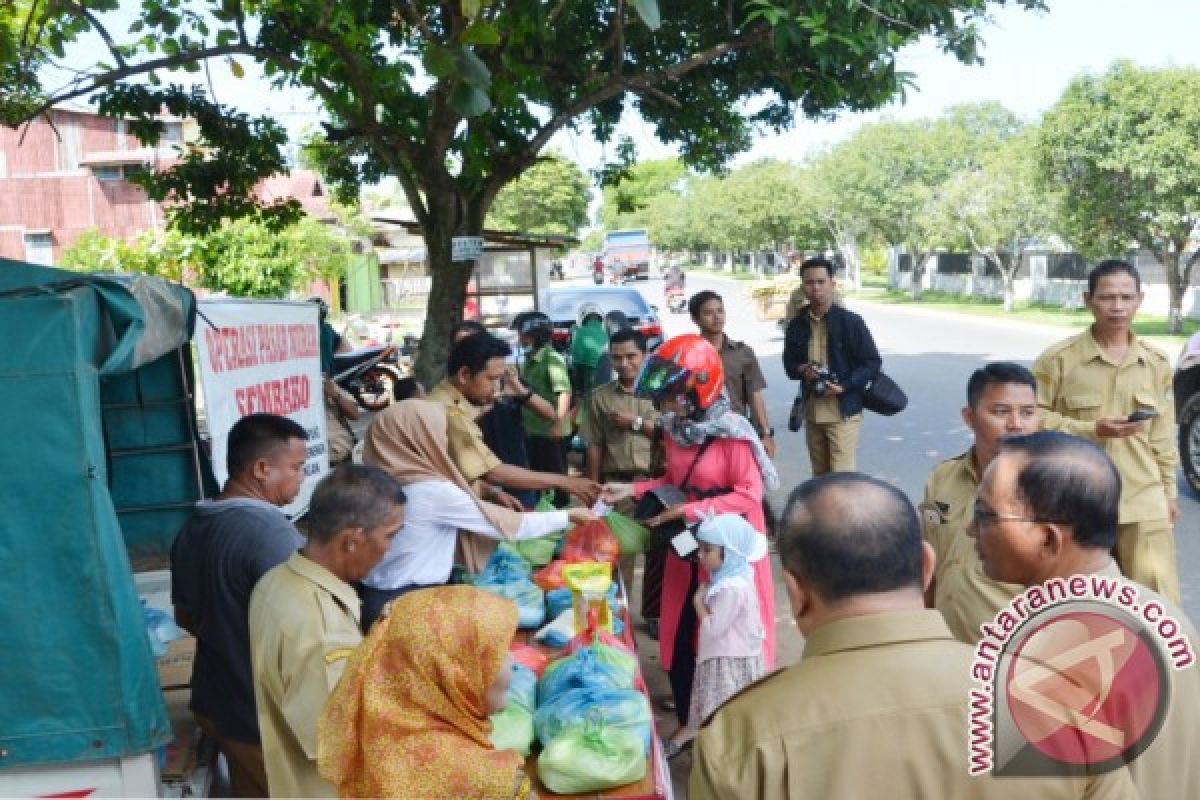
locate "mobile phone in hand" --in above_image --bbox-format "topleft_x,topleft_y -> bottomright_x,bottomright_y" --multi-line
1127,409 -> 1158,423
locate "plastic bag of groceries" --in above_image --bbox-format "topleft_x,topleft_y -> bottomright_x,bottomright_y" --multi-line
537,716 -> 647,794
605,511 -> 651,555
534,687 -> 652,752
538,645 -> 634,704
561,520 -> 620,565
475,549 -> 545,629
489,704 -> 535,757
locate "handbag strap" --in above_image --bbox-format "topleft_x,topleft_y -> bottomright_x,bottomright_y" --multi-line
680,437 -> 716,495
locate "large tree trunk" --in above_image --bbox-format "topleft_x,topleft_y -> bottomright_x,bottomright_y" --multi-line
412,196 -> 479,388
838,235 -> 861,292
910,247 -> 931,301
1164,250 -> 1185,335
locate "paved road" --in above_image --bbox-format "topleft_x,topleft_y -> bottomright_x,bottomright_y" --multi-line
639,272 -> 1200,623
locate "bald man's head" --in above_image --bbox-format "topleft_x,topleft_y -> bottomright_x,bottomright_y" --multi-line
995,431 -> 1121,550
780,473 -> 923,603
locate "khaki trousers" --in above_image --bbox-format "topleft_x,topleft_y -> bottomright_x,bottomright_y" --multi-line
805,413 -> 863,476
195,714 -> 269,798
1115,519 -> 1181,604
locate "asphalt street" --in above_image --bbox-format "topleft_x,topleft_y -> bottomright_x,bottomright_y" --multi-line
641,272 -> 1200,624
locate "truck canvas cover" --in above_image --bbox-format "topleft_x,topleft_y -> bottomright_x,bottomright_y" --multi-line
0,258 -> 207,768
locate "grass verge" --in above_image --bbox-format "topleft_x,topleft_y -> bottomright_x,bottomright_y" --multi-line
849,289 -> 1196,348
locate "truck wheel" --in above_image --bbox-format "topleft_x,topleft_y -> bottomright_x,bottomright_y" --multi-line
1178,392 -> 1200,494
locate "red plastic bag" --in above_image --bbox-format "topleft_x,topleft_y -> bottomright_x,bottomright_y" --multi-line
510,643 -> 550,677
565,609 -> 634,656
533,559 -> 569,591
561,520 -> 620,565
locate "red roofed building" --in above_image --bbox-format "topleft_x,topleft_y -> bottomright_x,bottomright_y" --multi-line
0,106 -> 329,265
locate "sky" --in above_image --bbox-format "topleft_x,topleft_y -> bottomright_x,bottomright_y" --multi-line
48,0 -> 1200,177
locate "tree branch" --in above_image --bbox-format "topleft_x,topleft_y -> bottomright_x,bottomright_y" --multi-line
24,43 -> 301,120
53,0 -> 128,69
524,28 -> 770,158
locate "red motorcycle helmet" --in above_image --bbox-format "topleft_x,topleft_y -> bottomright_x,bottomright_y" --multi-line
635,333 -> 725,410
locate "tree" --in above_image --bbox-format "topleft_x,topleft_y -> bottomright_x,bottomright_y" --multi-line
1037,61 -> 1200,332
2,0 -> 1044,384
487,153 -> 590,236
600,157 -> 687,230
821,103 -> 1023,297
59,218 -> 353,300
934,129 -> 1054,311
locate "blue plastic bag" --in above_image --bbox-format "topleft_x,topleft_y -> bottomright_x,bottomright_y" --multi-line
539,647 -> 634,705
142,602 -> 183,657
477,579 -> 545,629
507,663 -> 538,713
476,547 -> 545,629
546,588 -> 573,620
535,687 -> 652,752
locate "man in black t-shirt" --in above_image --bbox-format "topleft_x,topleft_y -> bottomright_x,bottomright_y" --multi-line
170,414 -> 308,797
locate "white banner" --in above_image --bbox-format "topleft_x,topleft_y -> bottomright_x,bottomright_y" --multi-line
195,300 -> 329,516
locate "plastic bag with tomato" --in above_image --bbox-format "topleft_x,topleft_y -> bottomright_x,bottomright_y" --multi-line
561,520 -> 620,565
533,559 -> 568,591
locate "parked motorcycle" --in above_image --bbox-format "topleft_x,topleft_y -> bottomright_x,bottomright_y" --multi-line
333,345 -> 405,412
665,286 -> 687,314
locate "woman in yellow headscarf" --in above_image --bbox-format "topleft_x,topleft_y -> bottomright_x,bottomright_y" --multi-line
317,585 -> 535,799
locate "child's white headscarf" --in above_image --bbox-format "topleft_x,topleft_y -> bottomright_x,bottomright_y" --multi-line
695,513 -> 767,602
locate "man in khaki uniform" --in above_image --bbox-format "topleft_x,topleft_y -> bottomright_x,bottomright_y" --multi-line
582,328 -> 661,484
581,327 -> 663,625
249,465 -> 406,797
782,258 -> 881,475
690,290 -> 776,457
427,332 -> 600,511
972,432 -> 1200,800
921,363 -> 1038,643
690,472 -> 1135,800
1032,260 -> 1180,602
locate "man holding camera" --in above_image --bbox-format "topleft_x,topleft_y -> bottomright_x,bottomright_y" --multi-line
782,257 -> 881,475
1032,259 -> 1181,602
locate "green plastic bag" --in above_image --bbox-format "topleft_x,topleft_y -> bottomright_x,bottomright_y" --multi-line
489,704 -> 535,757
538,717 -> 647,794
606,511 -> 650,555
514,532 -> 563,568
514,493 -> 565,566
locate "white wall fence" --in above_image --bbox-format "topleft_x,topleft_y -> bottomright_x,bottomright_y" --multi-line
889,251 -> 1200,319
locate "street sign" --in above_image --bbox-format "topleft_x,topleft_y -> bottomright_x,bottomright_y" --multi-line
452,235 -> 484,262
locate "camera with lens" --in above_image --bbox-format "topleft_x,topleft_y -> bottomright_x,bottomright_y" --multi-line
810,363 -> 838,397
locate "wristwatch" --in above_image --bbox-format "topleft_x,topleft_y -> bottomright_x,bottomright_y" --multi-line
762,427 -> 775,438
518,389 -> 535,405
632,416 -> 644,432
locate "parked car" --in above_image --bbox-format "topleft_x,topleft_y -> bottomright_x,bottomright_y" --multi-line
1174,333 -> 1200,491
538,286 -> 664,352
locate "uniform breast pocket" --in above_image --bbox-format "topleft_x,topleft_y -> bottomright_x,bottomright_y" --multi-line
1132,391 -> 1159,414
1064,393 -> 1104,421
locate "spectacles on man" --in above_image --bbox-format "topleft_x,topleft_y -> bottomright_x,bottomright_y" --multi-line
971,504 -> 1065,530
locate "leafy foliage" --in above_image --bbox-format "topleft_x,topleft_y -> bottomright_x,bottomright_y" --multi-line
59,218 -> 353,299
1037,61 -> 1200,330
0,0 -> 1045,382
486,154 -> 591,236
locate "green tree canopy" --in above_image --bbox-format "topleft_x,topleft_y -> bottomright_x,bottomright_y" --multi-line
2,0 -> 1044,383
487,153 -> 590,236
600,157 -> 687,229
1037,61 -> 1200,331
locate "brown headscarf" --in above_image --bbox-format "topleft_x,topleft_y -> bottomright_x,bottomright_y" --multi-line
317,586 -> 532,799
362,399 -> 524,570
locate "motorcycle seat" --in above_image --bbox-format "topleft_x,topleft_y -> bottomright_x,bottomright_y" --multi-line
333,346 -> 388,370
